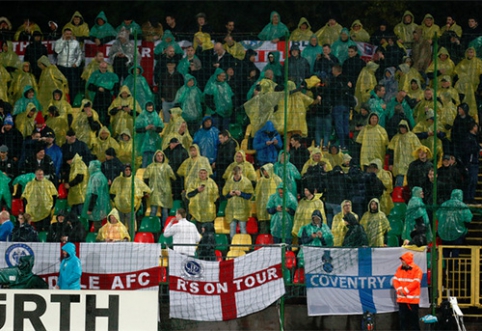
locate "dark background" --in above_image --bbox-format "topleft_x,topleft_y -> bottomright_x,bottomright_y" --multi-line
3,0 -> 481,38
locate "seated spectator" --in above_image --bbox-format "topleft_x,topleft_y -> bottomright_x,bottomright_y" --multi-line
164,208 -> 201,256
342,213 -> 368,247
0,210 -> 13,241
89,11 -> 117,46
96,208 -> 131,242
11,212 -> 38,242
360,198 -> 390,247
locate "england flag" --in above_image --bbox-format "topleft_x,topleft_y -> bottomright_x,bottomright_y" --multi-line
169,247 -> 285,321
304,247 -> 429,316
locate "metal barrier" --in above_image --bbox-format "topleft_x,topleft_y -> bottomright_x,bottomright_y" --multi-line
437,245 -> 481,308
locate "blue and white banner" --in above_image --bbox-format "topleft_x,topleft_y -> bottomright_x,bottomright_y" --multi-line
304,247 -> 429,316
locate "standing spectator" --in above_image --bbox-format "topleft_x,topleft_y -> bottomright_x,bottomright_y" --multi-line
267,184 -> 298,245
65,153 -> 88,217
23,31 -> 47,80
159,60 -> 183,123
0,211 -> 13,241
56,242 -> 82,290
163,138 -> 188,199
22,168 -> 58,231
451,103 -> 475,160
394,10 -> 418,49
256,163 -> 282,234
342,213 -> 368,247
360,198 -> 390,247
463,17 -> 482,48
393,252 -> 423,331
54,28 -> 83,99
197,223 -> 216,261
165,14 -> 183,38
87,62 -> 119,126
331,28 -> 358,65
287,44 -> 310,87
141,17 -> 163,42
406,146 -> 433,192
350,20 -> 370,42
313,44 -> 339,80
315,16 -> 343,46
420,14 -> 441,42
100,147 -> 123,186
327,64 -> 353,150
81,160 -> 111,232
143,150 -> 176,228
437,154 -> 463,204
116,14 -> 142,39
123,66 -> 154,110
214,130 -> 238,188
332,200 -> 357,246
387,120 -> 421,187
61,129 -> 93,166
63,11 -> 90,44
11,212 -> 38,242
411,27 -> 432,73
0,17 -> 13,44
292,187 -> 326,238
253,120 -> 282,166
71,100 -> 102,148
36,56 -> 68,111
0,41 -> 20,74
325,165 -> 350,227
164,208 -> 201,256
258,11 -> 289,42
13,17 -> 41,42
212,42 -> 236,73
356,113 -> 389,169
176,144 -> 211,192
290,17 -> 314,42
89,11 -> 117,46
186,168 -> 218,232
402,187 -> 433,246
289,134 -> 310,172
107,86 -> 141,138
223,166 -> 254,239
110,164 -> 151,230
343,46 -> 366,90
47,211 -> 70,242
274,151 -> 301,200
24,143 -> 57,183
9,62 -> 38,106
203,68 -> 234,131
461,122 -> 480,203
135,101 -> 163,167
44,131 -> 62,179
368,159 -> 394,215
437,189 -> 472,260
0,145 -> 17,181
13,86 -> 42,116
108,28 -> 138,83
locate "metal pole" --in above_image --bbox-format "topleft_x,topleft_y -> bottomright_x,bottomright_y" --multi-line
431,33 -> 439,315
130,30 -> 138,241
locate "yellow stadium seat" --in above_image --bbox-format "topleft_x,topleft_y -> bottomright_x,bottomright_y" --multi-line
159,249 -> 169,267
214,217 -> 230,235
226,250 -> 246,260
231,234 -> 252,251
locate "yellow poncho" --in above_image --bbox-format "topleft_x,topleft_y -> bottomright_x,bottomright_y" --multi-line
0,65 -> 12,102
22,178 -> 58,222
71,99 -> 102,148
255,163 -> 282,221
349,20 -> 370,42
186,172 -> 219,223
356,114 -> 388,168
223,150 -> 257,182
315,21 -> 343,45
8,62 -> 37,104
360,198 -> 391,247
371,158 -> 394,215
301,148 -> 332,175
144,150 -> 176,209
387,120 -> 421,177
117,129 -> 134,164
91,126 -> 120,162
108,85 -> 141,137
67,154 -> 89,206
177,145 -> 213,189
331,200 -> 358,247
96,208 -> 131,242
15,103 -> 37,138
292,194 -> 326,237
354,61 -> 379,111
289,17 -> 313,42
110,172 -> 151,214
222,175 -> 254,223
37,56 -> 68,110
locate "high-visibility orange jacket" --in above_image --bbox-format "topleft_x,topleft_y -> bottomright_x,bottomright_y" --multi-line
393,252 -> 423,304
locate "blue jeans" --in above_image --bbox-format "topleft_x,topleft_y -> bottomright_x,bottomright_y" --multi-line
150,206 -> 169,229
315,114 -> 332,148
332,106 -> 349,149
324,202 -> 341,229
394,175 -> 405,187
230,219 -> 246,239
162,101 -> 176,123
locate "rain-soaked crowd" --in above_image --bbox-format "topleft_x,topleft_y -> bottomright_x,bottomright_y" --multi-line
0,9 -> 478,257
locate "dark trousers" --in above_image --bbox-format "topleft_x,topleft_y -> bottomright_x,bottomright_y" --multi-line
398,303 -> 420,331
58,65 -> 81,99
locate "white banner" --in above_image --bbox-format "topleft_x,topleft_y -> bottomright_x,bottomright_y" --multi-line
304,247 -> 429,316
0,242 -> 161,290
168,247 -> 285,321
0,289 -> 158,331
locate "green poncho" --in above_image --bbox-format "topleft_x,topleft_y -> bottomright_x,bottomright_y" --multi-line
89,11 -> 117,40
331,27 -> 358,65
258,11 -> 289,41
267,184 -> 298,239
86,66 -> 119,101
174,74 -> 203,123
0,171 -> 11,209
81,160 -> 111,221
273,151 -> 301,198
301,35 -> 323,73
135,104 -> 164,153
402,186 -> 432,242
203,68 -> 234,118
436,189 -> 473,241
153,30 -> 183,55
13,85 -> 42,115
123,66 -> 154,109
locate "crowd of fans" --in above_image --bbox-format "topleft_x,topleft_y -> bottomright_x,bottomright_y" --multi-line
0,10 -> 479,258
